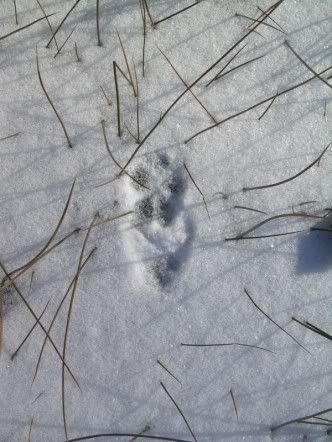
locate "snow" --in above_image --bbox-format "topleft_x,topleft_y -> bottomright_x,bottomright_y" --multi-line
0,0 -> 331,441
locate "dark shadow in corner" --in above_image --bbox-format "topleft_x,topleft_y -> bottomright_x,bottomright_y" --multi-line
296,218 -> 332,273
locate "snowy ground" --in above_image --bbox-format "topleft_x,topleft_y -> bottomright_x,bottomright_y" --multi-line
0,0 -> 331,441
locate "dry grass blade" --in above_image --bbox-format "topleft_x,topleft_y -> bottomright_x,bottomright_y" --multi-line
140,0 -> 147,76
100,86 -> 111,106
116,30 -> 136,96
236,12 -> 285,33
74,42 -> 80,62
142,0 -> 154,27
183,162 -> 210,218
96,0 -> 102,46
230,389 -> 239,422
101,121 -> 149,190
118,0 -> 285,173
157,359 -> 181,385
0,284 -> 2,352
181,342 -> 274,353
13,0 -> 18,25
243,288 -> 308,353
258,93 -> 278,120
160,381 -> 198,442
113,61 -> 122,137
62,215 -> 97,440
272,407 -> 332,431
206,45 -> 247,87
8,179 -> 76,278
233,205 -> 267,215
0,132 -> 20,141
28,418 -> 33,442
225,229 -> 306,241
81,211 -> 133,230
285,40 -> 332,90
133,63 -> 140,141
213,54 -> 265,83
158,46 -> 217,122
36,47 -> 72,147
35,0 -> 59,50
243,142 -> 331,191
33,248 -> 95,383
257,5 -> 285,32
0,261 -> 79,386
0,14 -> 55,41
185,65 -> 332,144
292,317 -> 332,341
129,425 -> 151,442
154,1 -> 202,26
1,229 -> 79,294
54,25 -> 77,58
46,0 -> 82,48
11,299 -> 51,361
66,434 -> 193,442
227,212 -> 324,240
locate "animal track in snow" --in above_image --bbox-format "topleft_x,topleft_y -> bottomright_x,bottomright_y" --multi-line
122,154 -> 193,286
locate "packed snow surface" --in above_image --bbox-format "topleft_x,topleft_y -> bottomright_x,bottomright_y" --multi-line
0,0 -> 331,441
